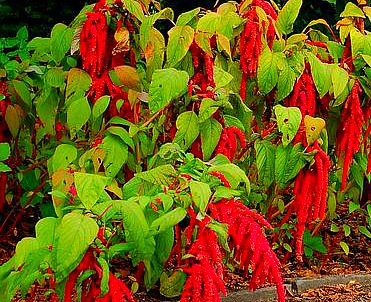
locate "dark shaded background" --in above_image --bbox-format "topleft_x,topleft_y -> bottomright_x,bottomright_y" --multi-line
0,0 -> 351,38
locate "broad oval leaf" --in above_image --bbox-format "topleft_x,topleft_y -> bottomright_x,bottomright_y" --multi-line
331,66 -> 349,99
274,105 -> 302,146
50,23 -> 74,64
113,199 -> 155,264
166,25 -> 194,68
112,65 -> 141,91
67,97 -> 91,137
200,118 -> 222,161
304,115 -> 326,145
150,208 -> 187,234
148,68 -> 189,113
92,95 -> 111,119
276,0 -> 303,35
74,172 -> 109,210
55,212 -> 99,281
257,48 -> 279,94
173,111 -> 199,151
189,181 -> 211,214
52,144 -> 78,172
254,140 -> 276,188
12,80 -> 32,107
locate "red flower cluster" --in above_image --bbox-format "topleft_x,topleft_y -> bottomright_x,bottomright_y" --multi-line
214,126 -> 246,161
286,72 -> 317,117
209,198 -> 285,302
80,0 -> 135,121
239,0 -> 277,100
292,141 -> 331,261
181,218 -> 226,302
188,42 -> 215,99
64,248 -> 136,302
336,81 -> 363,191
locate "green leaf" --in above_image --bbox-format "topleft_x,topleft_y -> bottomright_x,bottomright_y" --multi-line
45,67 -> 65,88
136,164 -> 177,186
35,217 -> 58,248
214,66 -> 233,89
200,118 -> 222,161
106,126 -> 135,150
0,163 -> 11,172
343,224 -> 351,236
196,12 -> 221,34
255,140 -> 276,188
331,66 -> 349,99
166,26 -> 194,67
55,212 -> 98,281
208,164 -> 250,192
307,53 -> 332,97
176,7 -> 200,26
330,223 -> 339,232
112,65 -> 141,91
123,0 -> 145,22
101,133 -> 128,178
52,144 -> 77,172
349,201 -> 360,214
97,257 -> 110,297
113,199 -> 155,264
0,143 -> 10,161
14,238 -> 40,268
150,208 -> 187,234
12,80 -> 32,107
5,105 -> 21,137
276,62 -> 297,101
74,172 -> 109,210
274,105 -> 302,146
276,0 -> 303,35
50,23 -> 74,64
208,221 -> 230,252
283,243 -> 292,252
189,181 -> 211,214
66,68 -> 92,102
275,144 -> 307,189
173,111 -> 199,151
359,226 -> 371,238
140,8 -> 174,50
303,230 -> 327,254
159,271 -> 187,298
92,96 -> 110,119
257,48 -> 279,94
340,2 -> 365,18
67,97 -> 91,136
339,241 -> 349,255
148,68 -> 189,113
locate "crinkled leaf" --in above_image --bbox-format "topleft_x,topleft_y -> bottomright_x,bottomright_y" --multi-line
159,271 -> 187,298
136,164 -> 177,186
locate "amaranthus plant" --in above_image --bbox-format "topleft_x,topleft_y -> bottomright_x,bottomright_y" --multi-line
1,0 -> 371,301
